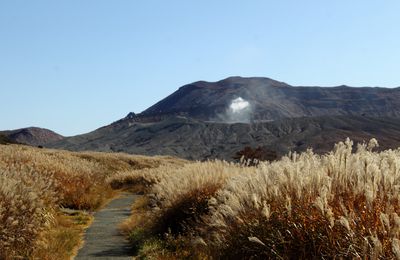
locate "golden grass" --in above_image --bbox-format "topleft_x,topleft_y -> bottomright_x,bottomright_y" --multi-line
106,159 -> 187,192
32,211 -> 92,260
0,144 -> 185,259
6,138 -> 400,258
121,138 -> 400,259
201,139 -> 394,258
118,161 -> 254,257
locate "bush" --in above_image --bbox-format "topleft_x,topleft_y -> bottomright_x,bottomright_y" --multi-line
234,146 -> 278,165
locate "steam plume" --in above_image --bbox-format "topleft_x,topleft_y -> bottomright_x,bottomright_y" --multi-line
225,97 -> 252,123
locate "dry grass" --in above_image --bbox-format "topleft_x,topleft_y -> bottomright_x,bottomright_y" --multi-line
106,159 -> 187,192
148,161 -> 253,236
0,162 -> 60,259
0,144 -> 184,259
5,137 -> 400,259
32,211 -> 92,260
201,138 -> 400,258
121,138 -> 400,259
119,161 -> 253,257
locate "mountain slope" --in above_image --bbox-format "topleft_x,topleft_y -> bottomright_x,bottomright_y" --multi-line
1,127 -> 64,146
48,116 -> 400,160
0,134 -> 16,145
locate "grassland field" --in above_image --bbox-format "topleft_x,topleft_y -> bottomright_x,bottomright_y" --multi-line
2,138 -> 400,259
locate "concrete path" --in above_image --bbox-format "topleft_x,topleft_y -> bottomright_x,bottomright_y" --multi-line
75,193 -> 138,260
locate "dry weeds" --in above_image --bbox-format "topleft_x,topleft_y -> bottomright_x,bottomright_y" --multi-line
122,138 -> 400,259
5,137 -> 400,259
0,144 -> 184,259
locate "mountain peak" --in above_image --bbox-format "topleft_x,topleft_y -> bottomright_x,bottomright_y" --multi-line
125,112 -> 137,119
219,75 -> 277,81
190,76 -> 288,87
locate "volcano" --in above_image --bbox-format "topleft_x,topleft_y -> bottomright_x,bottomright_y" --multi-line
138,76 -> 400,122
47,76 -> 400,160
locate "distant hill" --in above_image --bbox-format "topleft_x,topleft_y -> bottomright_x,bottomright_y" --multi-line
46,76 -> 400,160
1,127 -> 64,146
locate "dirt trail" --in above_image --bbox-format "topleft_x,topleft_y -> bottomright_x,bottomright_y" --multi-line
75,193 -> 138,260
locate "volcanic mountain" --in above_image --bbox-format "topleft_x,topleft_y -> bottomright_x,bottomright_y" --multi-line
47,77 -> 400,160
1,127 -> 64,146
139,76 -> 400,121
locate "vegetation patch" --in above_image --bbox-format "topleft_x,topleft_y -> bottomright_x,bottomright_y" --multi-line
119,138 -> 400,259
32,211 -> 92,260
0,144 -> 184,259
5,138 -> 400,258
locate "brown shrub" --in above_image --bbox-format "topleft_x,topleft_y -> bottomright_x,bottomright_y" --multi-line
234,146 -> 278,165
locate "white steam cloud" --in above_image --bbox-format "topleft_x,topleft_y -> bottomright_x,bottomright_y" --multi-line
229,97 -> 250,113
225,97 -> 252,123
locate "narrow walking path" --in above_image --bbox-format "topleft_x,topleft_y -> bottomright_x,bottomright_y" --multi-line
75,193 -> 138,260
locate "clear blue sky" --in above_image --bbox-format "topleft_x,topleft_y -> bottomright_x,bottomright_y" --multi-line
1,1 -> 399,136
